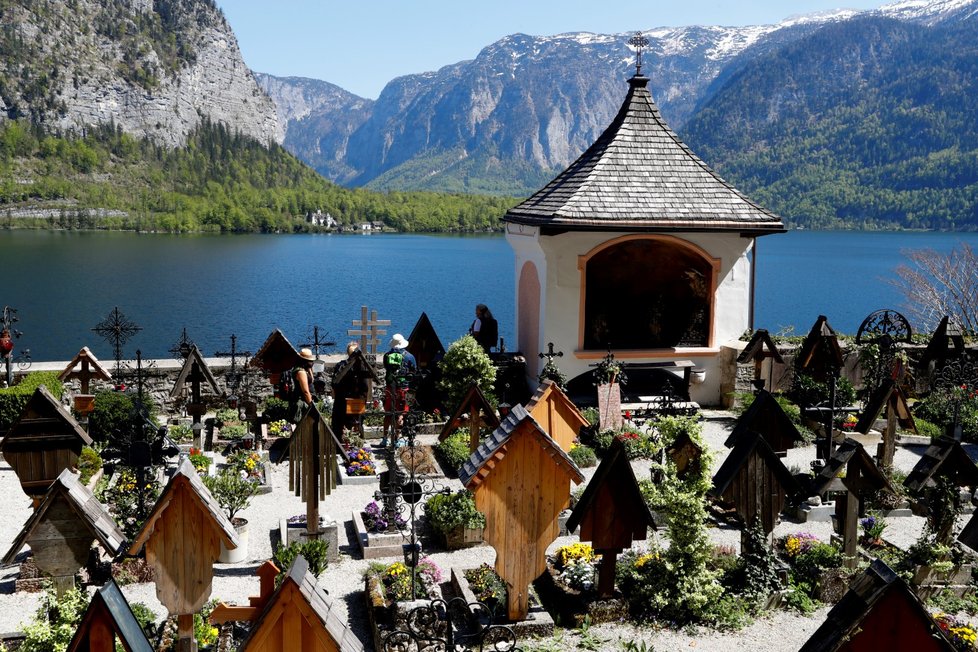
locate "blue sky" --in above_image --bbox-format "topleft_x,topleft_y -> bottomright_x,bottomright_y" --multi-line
216,0 -> 887,99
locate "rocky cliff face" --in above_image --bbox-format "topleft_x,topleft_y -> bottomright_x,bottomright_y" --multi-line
0,0 -> 282,147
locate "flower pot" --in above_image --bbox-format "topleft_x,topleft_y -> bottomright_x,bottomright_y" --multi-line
440,525 -> 484,550
219,518 -> 249,563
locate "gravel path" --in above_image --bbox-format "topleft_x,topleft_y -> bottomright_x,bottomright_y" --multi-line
0,414 -> 958,650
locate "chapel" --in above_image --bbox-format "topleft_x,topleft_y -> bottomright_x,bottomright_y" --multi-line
503,47 -> 785,405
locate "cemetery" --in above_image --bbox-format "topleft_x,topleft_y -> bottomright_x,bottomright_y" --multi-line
0,42 -> 976,652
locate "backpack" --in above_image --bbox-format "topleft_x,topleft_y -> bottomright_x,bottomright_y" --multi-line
384,350 -> 405,386
278,369 -> 294,401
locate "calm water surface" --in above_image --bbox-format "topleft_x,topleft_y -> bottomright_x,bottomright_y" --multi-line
2,229 -> 976,361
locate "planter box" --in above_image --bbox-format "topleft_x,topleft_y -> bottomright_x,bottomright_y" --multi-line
451,568 -> 554,638
912,563 -> 974,599
533,561 -> 627,627
364,572 -> 439,652
353,510 -> 410,559
437,525 -> 484,550
278,517 -> 339,563
337,454 -> 380,485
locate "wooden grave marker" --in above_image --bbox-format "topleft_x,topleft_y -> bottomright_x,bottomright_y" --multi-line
3,468 -> 125,596
128,458 -> 239,652
169,345 -> 222,438
460,404 -> 584,620
800,559 -> 956,652
216,556 -> 364,652
438,382 -> 499,453
853,379 -> 916,469
711,430 -> 802,545
811,439 -> 891,568
736,329 -> 784,392
918,316 -> 966,376
289,404 -> 343,540
904,437 -> 978,545
1,386 -> 93,506
566,438 -> 655,597
66,578 -> 154,652
667,430 -> 704,481
724,389 -> 804,456
330,348 -> 380,438
58,346 -> 113,416
406,311 -> 445,370
251,329 -> 301,384
796,315 -> 845,383
347,306 -> 390,357
210,560 -> 279,624
525,379 -> 589,453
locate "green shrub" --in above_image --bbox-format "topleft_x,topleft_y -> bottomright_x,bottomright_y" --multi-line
425,489 -> 485,534
914,387 -> 978,441
128,601 -> 157,637
168,423 -> 193,443
437,335 -> 496,412
274,539 -> 330,580
262,396 -> 290,422
915,417 -> 944,440
77,446 -> 102,485
568,443 -> 597,468
19,585 -> 89,652
220,423 -> 248,440
202,469 -> 258,521
0,371 -> 64,433
789,372 -> 856,410
88,390 -> 157,449
435,429 -> 471,474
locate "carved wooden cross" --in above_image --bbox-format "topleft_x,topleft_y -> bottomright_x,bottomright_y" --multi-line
348,306 -> 390,356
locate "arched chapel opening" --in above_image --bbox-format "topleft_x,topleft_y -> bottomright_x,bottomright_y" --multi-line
582,237 -> 716,350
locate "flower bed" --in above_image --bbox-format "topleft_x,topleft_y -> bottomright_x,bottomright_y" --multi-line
345,446 -> 377,476
533,544 -> 627,626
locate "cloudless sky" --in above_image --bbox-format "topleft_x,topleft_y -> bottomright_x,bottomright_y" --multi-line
216,0 -> 888,99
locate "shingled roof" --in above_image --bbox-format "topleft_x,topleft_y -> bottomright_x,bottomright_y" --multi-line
502,74 -> 784,235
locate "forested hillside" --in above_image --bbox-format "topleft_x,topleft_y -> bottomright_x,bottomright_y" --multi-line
682,17 -> 978,229
0,119 -> 515,232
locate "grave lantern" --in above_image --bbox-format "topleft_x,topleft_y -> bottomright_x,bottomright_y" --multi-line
460,404 -> 584,620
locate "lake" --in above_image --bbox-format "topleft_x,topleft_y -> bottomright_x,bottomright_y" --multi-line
1,229 -> 976,362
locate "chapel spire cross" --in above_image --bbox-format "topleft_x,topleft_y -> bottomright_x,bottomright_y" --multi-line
628,32 -> 649,76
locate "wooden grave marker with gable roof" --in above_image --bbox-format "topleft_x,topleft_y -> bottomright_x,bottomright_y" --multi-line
854,379 -> 916,469
216,556 -> 364,652
169,345 -> 222,428
724,389 -> 804,457
1,386 -> 93,507
128,458 -> 239,652
438,382 -> 499,454
66,578 -> 154,652
796,315 -> 845,382
251,329 -> 301,386
811,439 -> 892,568
667,430 -> 704,481
331,348 -> 380,438
736,329 -> 784,393
800,559 -> 957,652
919,316 -> 966,376
904,437 -> 978,545
525,379 -> 589,454
405,311 -> 445,370
711,430 -> 802,546
566,438 -> 655,598
58,346 -> 112,415
289,404 -> 343,540
3,468 -> 124,596
460,404 -> 584,621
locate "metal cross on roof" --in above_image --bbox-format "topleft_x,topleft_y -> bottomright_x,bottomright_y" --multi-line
628,32 -> 649,76
92,307 -> 142,376
168,327 -> 196,360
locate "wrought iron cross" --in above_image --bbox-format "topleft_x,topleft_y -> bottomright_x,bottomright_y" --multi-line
215,334 -> 252,393
302,325 -> 336,360
934,354 -> 978,441
628,32 -> 649,75
538,342 -> 563,364
92,307 -> 142,376
168,327 -> 196,360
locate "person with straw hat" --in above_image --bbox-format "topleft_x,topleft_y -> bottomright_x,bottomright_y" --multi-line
288,347 -> 316,423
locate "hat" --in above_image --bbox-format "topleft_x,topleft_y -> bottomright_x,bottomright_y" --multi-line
389,334 -> 409,349
299,347 -> 315,361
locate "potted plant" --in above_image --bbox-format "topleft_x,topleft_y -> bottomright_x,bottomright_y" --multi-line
425,489 -> 486,549
203,469 -> 258,563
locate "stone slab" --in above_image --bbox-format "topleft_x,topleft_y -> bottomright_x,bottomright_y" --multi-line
352,510 -> 411,559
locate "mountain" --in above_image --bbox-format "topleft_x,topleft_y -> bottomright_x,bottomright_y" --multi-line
263,0 -> 978,206
681,14 -> 978,229
0,0 -> 281,147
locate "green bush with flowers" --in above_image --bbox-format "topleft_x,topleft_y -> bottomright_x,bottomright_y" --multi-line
268,419 -> 292,438
370,557 -> 443,602
424,489 -> 485,535
935,612 -> 978,651
437,335 -> 496,412
568,442 -> 597,468
464,563 -> 508,615
914,383 -> 978,442
552,543 -> 598,592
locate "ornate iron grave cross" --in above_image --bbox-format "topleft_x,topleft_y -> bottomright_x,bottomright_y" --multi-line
348,306 -> 390,357
628,32 -> 649,76
856,309 -> 913,393
215,334 -> 252,395
538,342 -> 566,389
934,354 -> 978,441
168,327 -> 196,360
92,306 -> 142,378
302,325 -> 336,360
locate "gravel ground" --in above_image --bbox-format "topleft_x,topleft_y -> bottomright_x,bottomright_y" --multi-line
0,413 -> 963,650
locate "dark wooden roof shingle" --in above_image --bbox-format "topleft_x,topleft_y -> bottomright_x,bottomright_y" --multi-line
502,75 -> 784,235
